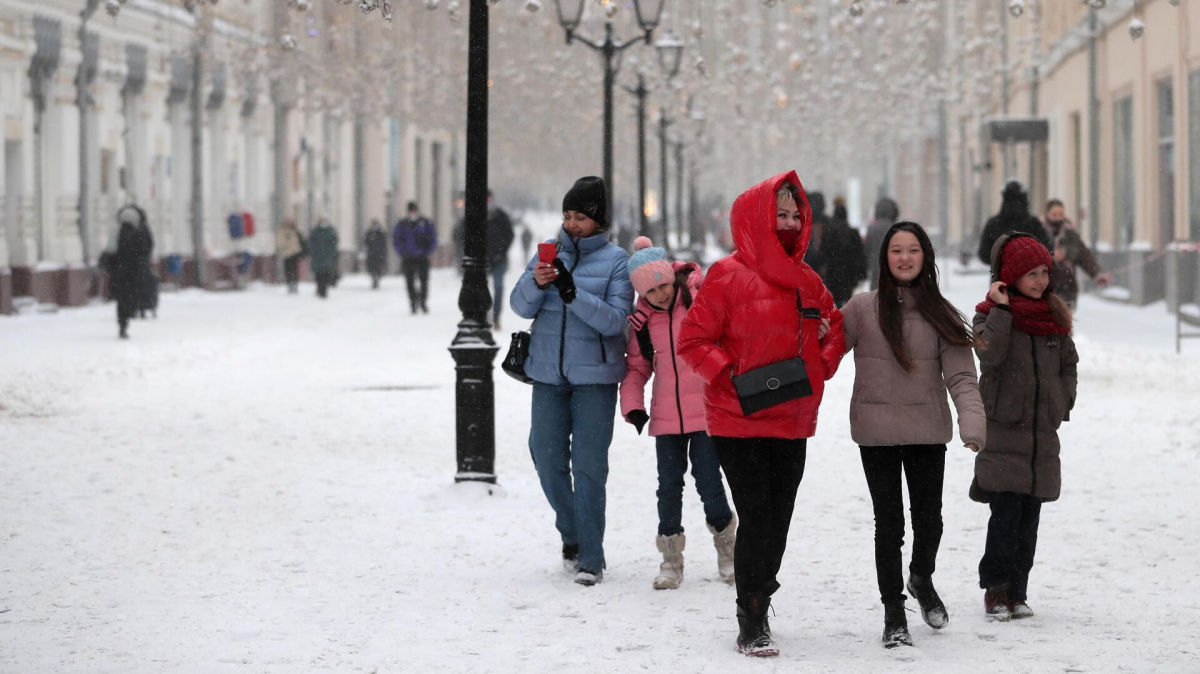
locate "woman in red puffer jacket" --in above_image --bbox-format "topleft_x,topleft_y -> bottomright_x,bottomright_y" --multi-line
677,170 -> 845,657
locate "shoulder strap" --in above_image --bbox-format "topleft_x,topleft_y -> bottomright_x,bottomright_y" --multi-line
635,325 -> 655,369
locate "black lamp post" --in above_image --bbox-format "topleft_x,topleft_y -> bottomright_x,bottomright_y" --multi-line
623,32 -> 682,245
672,138 -> 684,247
553,0 -> 667,229
624,73 -> 650,240
448,0 -> 498,485
657,110 -> 673,250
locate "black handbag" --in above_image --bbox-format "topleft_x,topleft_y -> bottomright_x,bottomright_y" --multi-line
502,330 -> 534,384
729,292 -> 815,416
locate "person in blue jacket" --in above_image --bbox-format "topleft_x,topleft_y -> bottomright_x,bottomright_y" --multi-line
509,176 -> 633,587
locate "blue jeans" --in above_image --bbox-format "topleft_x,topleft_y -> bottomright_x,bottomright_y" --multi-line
529,382 -> 618,572
656,432 -> 733,536
491,260 -> 508,322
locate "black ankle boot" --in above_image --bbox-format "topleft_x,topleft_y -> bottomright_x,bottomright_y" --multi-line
907,573 -> 949,628
882,600 -> 913,648
735,595 -> 778,657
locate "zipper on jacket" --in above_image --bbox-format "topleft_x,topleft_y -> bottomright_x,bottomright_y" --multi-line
667,294 -> 686,435
557,238 -> 582,381
1029,333 -> 1040,496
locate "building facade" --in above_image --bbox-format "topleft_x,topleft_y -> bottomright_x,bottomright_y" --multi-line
879,0 -> 1200,306
0,0 -> 462,313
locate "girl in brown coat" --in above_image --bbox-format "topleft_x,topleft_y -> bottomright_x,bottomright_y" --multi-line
842,222 -> 984,648
972,233 -> 1078,622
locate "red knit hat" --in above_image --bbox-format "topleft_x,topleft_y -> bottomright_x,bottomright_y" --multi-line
999,236 -> 1053,286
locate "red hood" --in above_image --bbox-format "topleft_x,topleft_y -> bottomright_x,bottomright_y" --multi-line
729,170 -> 813,290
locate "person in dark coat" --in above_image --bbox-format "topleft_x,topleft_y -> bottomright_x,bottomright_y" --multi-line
820,197 -> 867,307
364,219 -> 388,290
520,222 -> 533,262
392,201 -> 438,314
864,197 -> 900,290
971,233 -> 1077,622
803,191 -> 830,277
108,205 -> 154,339
977,181 -> 1053,266
1041,199 -> 1111,309
486,190 -> 515,329
308,217 -> 339,299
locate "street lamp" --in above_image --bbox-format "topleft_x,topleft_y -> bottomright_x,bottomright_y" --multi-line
623,34 -> 682,246
623,73 -> 650,241
657,109 -> 672,249
448,0 -> 498,486
553,0 -> 667,231
655,29 -> 683,80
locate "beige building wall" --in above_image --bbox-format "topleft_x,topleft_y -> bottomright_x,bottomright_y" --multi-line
977,0 -> 1199,253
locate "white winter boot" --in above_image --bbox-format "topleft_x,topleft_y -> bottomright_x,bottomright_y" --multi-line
708,513 -> 737,584
653,533 -> 686,590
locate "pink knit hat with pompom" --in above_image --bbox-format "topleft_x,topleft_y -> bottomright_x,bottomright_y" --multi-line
627,236 -> 675,296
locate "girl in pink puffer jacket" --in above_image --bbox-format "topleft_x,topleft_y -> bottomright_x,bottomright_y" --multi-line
620,237 -> 736,591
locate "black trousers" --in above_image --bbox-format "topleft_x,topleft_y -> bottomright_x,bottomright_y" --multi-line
115,292 -> 137,331
713,436 -> 807,600
283,256 -> 300,290
315,270 -> 335,298
402,257 -> 430,310
979,491 -> 1041,601
859,444 -> 946,605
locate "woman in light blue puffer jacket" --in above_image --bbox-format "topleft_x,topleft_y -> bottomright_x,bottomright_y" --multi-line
509,176 -> 633,586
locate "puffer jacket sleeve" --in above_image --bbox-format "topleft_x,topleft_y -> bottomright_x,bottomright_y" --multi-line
619,318 -> 651,420
1061,334 -> 1079,417
566,253 -> 633,337
677,263 -> 734,384
841,293 -> 862,352
941,339 -> 986,449
814,282 -> 846,380
509,254 -> 548,319
974,307 -> 1013,368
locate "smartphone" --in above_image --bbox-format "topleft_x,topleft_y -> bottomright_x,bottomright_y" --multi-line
537,242 -> 557,264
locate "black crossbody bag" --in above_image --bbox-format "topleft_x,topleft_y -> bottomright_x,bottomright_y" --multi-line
730,292 -> 816,416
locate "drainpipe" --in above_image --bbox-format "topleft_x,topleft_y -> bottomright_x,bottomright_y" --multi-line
77,0 -> 99,267
191,31 -> 206,287
1001,2 -> 1012,178
1087,7 -> 1100,248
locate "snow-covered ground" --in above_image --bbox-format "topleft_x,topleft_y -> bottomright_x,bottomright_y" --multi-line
3,230 -> 1199,673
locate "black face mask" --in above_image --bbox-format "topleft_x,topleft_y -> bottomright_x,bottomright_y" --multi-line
1046,219 -> 1065,230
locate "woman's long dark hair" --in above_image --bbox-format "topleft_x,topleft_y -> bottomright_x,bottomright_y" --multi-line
877,221 -> 975,371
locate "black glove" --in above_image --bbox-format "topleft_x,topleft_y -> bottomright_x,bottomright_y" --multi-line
626,409 -> 649,435
552,258 -> 576,304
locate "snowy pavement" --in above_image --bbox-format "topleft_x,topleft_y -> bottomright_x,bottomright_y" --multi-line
2,249 -> 1199,673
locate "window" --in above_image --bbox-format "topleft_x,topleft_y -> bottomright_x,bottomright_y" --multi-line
1157,78 -> 1176,247
1189,69 -> 1200,242
1113,95 -> 1135,247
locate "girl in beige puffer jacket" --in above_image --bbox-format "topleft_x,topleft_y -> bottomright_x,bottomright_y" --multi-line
842,221 -> 984,649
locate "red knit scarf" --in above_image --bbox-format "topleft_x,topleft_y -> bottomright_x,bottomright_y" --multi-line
976,295 -> 1071,336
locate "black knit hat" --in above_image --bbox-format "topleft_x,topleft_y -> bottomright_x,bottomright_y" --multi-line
562,176 -> 607,229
